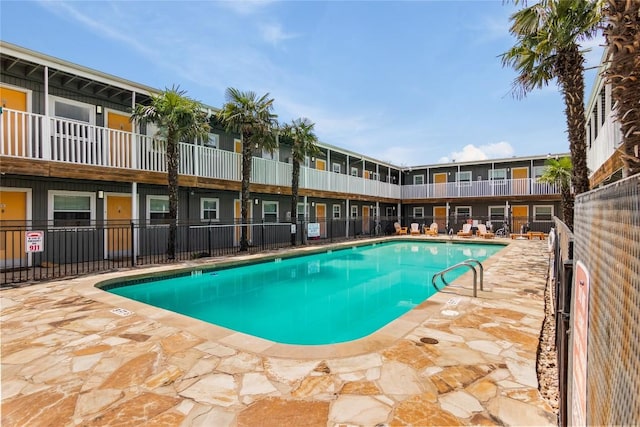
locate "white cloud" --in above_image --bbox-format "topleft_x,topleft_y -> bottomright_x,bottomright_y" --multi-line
260,23 -> 299,46
438,141 -> 514,163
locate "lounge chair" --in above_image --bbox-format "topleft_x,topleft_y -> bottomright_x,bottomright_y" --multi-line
425,222 -> 438,236
457,223 -> 473,237
476,224 -> 494,238
394,222 -> 408,235
410,223 -> 421,235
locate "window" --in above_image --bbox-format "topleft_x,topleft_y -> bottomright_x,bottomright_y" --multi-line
371,207 -> 378,218
51,97 -> 94,124
201,198 -> 219,221
533,166 -> 546,181
351,167 -> 358,177
148,196 -> 171,225
370,172 -> 379,180
199,133 -> 219,148
386,206 -> 395,217
263,201 -> 278,222
456,171 -> 472,186
304,156 -> 311,167
455,206 -> 471,219
351,205 -> 358,218
297,202 -> 307,220
489,206 -> 506,221
592,105 -> 598,139
413,175 -> 424,185
413,207 -> 424,218
489,169 -> 507,184
49,191 -> 95,227
333,204 -> 341,218
534,205 -> 554,221
332,163 -> 341,173
262,148 -> 279,161
600,87 -> 606,126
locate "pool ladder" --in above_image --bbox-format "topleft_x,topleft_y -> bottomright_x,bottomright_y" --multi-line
432,259 -> 484,297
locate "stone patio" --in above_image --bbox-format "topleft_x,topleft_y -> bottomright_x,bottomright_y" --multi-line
1,238 -> 557,426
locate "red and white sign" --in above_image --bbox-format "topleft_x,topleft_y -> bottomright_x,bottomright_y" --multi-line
25,231 -> 45,253
571,260 -> 590,426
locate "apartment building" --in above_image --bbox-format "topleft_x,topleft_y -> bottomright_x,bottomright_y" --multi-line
585,49 -> 624,188
1,41 -> 563,267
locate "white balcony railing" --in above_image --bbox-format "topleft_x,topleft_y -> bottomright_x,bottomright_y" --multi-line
0,108 -> 558,199
400,178 -> 558,199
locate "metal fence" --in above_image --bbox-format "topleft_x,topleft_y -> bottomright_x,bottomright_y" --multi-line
0,216 -> 387,287
571,175 -> 640,426
551,174 -> 639,426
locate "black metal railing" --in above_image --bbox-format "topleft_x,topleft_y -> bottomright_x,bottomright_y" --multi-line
1,216 -> 390,287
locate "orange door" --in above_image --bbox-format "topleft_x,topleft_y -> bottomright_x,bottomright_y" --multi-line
106,111 -> 132,167
511,205 -> 529,234
234,139 -> 242,153
316,159 -> 326,171
362,206 -> 370,234
512,167 -> 529,195
1,86 -> 28,156
434,173 -> 447,197
434,206 -> 446,233
106,195 -> 132,257
0,190 -> 27,268
316,204 -> 326,237
363,170 -> 371,179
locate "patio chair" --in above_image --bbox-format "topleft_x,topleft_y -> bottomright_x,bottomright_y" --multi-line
425,222 -> 438,236
476,223 -> 494,238
410,223 -> 421,235
457,223 -> 473,237
394,222 -> 408,235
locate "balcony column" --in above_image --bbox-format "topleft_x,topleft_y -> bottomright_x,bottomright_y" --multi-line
42,66 -> 51,160
363,159 -> 366,194
132,182 -> 139,258
426,167 -> 430,198
131,92 -> 137,169
457,164 -> 461,197
327,149 -> 331,189
398,171 -> 402,222
345,199 -> 350,237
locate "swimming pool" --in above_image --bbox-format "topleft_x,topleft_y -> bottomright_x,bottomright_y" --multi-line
104,241 -> 503,345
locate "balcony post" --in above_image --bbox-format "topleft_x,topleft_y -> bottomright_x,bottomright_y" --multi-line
131,92 -> 137,169
42,66 -> 51,160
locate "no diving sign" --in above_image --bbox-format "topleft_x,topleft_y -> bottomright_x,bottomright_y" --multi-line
25,231 -> 45,253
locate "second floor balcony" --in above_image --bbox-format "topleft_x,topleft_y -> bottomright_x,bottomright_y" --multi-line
401,178 -> 558,199
1,108 -> 560,200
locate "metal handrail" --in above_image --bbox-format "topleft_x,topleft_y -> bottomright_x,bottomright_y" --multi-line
431,259 -> 484,297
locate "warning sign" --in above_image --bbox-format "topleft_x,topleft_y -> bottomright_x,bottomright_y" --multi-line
571,260 -> 590,426
25,231 -> 45,253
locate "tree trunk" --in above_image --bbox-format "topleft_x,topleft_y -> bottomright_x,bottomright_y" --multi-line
560,183 -> 574,231
166,134 -> 179,259
240,133 -> 252,252
290,159 -> 300,246
604,0 -> 640,177
555,43 -> 589,230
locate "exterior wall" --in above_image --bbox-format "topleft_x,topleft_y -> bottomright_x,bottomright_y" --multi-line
585,51 -> 623,187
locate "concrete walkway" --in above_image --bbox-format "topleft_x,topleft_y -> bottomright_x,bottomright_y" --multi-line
1,238 -> 557,426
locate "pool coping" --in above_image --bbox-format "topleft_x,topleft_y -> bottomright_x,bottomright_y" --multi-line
73,236 -> 511,359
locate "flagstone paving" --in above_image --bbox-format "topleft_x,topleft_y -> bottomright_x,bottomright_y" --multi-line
1,238 -> 557,426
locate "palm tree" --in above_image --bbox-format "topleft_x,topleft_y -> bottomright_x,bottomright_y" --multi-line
501,0 -> 602,229
281,118 -> 320,245
216,88 -> 278,251
539,156 -> 574,229
602,0 -> 640,177
131,86 -> 209,259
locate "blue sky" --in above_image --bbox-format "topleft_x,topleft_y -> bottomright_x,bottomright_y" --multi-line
1,1 -> 603,166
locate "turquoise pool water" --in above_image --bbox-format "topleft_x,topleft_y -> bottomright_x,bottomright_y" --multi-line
106,241 -> 503,345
